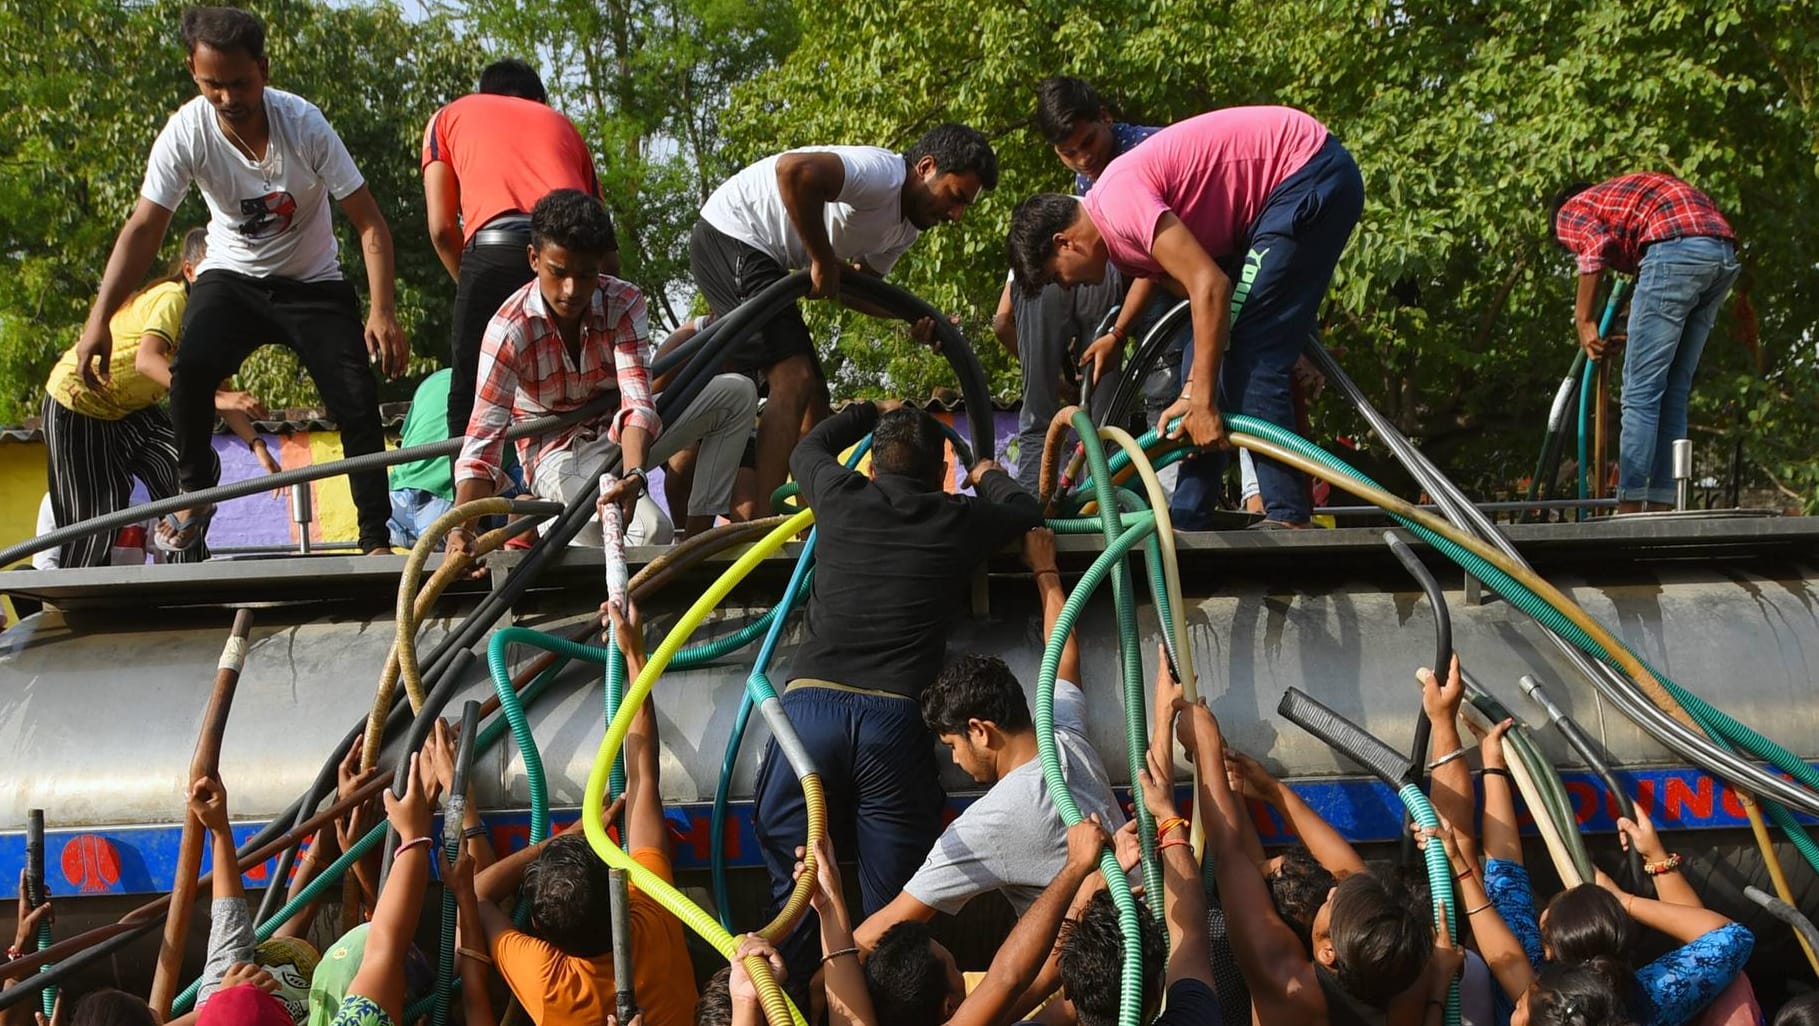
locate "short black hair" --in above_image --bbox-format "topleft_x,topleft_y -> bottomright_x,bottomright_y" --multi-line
695,966 -> 733,1026
1775,990 -> 1819,1026
1059,891 -> 1166,1026
531,189 -> 619,257
67,991 -> 157,1026
864,922 -> 948,1026
1528,958 -> 1642,1026
1007,193 -> 1085,296
1327,870 -> 1433,1009
871,406 -> 947,486
903,123 -> 999,191
922,654 -> 1033,737
181,6 -> 265,59
1034,77 -> 1105,145
1549,181 -> 1594,248
479,58 -> 547,102
1266,846 -> 1335,956
1542,883 -> 1633,969
522,834 -> 614,957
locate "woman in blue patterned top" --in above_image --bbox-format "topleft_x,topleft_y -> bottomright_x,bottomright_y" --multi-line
1476,721 -> 1754,1026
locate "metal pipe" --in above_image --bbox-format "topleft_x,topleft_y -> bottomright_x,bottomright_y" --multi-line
1518,675 -> 1645,887
1674,439 -> 1694,511
1315,498 -> 1619,517
150,608 -> 253,1018
290,483 -> 313,555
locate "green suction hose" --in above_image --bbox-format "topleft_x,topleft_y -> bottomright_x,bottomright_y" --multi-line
1033,511 -> 1159,1026
1400,784 -> 1461,1026
1071,411 -> 1163,917
1577,281 -> 1629,519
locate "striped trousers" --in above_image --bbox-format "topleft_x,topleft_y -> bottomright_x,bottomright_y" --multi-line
42,395 -> 206,567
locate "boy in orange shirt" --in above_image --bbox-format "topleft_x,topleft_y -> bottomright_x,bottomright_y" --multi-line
468,601 -> 696,1026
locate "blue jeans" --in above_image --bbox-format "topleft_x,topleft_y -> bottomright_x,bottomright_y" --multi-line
1618,236 -> 1740,505
753,684 -> 944,1000
1171,134 -> 1363,527
387,488 -> 453,548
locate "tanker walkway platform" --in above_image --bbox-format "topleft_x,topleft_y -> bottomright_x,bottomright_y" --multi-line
3,512 -> 1812,615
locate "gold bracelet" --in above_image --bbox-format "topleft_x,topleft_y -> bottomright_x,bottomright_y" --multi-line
821,946 -> 859,965
1464,901 -> 1494,916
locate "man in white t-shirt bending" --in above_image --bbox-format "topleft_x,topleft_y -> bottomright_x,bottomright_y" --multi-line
689,124 -> 998,518
72,6 -> 407,555
854,527 -> 1126,952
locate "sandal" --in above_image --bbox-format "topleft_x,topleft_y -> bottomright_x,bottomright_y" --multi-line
154,505 -> 215,554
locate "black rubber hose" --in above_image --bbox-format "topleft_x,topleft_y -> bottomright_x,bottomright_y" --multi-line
1525,352 -> 1587,516
1384,530 -> 1453,863
1098,300 -> 1190,431
1744,886 -> 1819,955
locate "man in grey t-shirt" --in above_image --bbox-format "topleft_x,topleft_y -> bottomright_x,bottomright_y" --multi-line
855,527 -> 1124,946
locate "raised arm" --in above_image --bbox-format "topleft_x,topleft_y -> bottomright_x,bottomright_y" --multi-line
1429,821 -> 1532,1001
1023,528 -> 1079,686
1184,701 -> 1322,1019
802,835 -> 875,1026
1474,719 -> 1522,864
1597,870 -> 1735,944
992,280 -> 1017,359
336,185 -> 406,379
189,775 -> 255,1006
1615,809 -> 1700,908
947,817 -> 1109,1026
608,601 -> 668,858
75,198 -> 175,388
775,151 -> 847,301
1139,748 -> 1213,989
1227,749 -> 1365,877
790,400 -> 880,507
444,849 -> 498,1026
1420,657 -> 1476,857
346,753 -> 443,1024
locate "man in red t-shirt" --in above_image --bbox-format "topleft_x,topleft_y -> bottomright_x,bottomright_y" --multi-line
422,59 -> 607,446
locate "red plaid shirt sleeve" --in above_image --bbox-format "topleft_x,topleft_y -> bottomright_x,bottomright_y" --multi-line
1554,203 -> 1621,275
605,284 -> 660,443
455,310 -> 525,490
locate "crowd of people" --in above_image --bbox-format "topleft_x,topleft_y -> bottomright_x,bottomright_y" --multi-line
40,0 -> 1740,565
18,5 -> 1783,1026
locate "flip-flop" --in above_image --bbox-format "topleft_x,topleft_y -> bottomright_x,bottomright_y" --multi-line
153,505 -> 215,554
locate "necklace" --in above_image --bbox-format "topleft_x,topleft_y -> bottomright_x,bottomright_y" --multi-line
219,114 -> 280,191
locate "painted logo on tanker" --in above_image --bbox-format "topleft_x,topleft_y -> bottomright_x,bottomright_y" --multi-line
3,763 -> 1810,896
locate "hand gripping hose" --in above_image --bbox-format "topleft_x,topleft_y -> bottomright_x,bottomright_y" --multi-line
168,659 -> 572,1016
582,510 -> 820,1026
1069,411 -> 1162,912
434,700 -> 480,1026
1033,511 -> 1159,1026
26,811 -> 52,1017
599,482 -> 638,1025
1276,687 -> 1459,1026
1576,281 -> 1629,518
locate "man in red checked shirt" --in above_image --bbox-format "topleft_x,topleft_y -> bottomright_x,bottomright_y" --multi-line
446,190 -> 756,558
1550,173 -> 1740,513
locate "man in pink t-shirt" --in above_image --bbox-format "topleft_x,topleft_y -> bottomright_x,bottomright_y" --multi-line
1007,106 -> 1363,528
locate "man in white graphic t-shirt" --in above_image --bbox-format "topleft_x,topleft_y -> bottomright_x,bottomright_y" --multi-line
688,124 -> 999,518
72,6 -> 406,556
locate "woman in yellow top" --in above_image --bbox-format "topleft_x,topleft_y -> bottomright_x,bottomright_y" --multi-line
44,229 -> 279,564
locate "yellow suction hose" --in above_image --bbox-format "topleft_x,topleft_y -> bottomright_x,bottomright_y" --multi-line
1093,426 -> 1206,856
583,509 -> 819,1026
1222,428 -> 1816,962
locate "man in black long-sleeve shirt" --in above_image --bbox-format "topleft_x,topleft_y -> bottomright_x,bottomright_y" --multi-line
753,399 -> 1043,992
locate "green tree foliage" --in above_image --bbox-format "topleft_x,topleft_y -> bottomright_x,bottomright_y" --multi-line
724,0 -> 1819,506
0,0 -> 468,422
433,0 -> 799,328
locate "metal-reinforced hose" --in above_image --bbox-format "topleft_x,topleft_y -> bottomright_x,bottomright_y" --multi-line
1033,512 -> 1158,1026
1527,350 -> 1587,510
1071,412 -> 1162,918
1519,675 -> 1645,886
434,701 -> 480,1026
1744,886 -> 1819,957
582,509 -> 818,1026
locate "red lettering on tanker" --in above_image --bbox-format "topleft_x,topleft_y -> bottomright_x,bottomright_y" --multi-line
1662,775 -> 1713,823
1565,780 -> 1599,823
60,835 -> 122,894
1720,785 -> 1745,818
